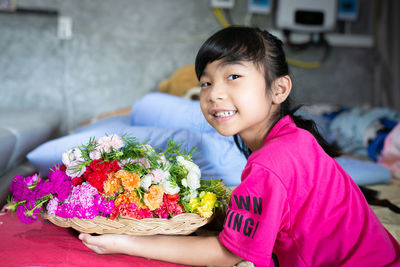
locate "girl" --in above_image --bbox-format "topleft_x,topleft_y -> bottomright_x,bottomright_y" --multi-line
79,26 -> 400,267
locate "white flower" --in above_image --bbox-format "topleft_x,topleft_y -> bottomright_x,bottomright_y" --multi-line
97,134 -> 123,153
141,174 -> 152,191
158,155 -> 171,171
89,150 -> 101,160
62,148 -> 84,167
183,189 -> 199,202
161,179 -> 180,195
62,148 -> 86,178
181,178 -> 188,187
187,171 -> 201,190
65,163 -> 86,178
189,189 -> 198,199
177,156 -> 201,191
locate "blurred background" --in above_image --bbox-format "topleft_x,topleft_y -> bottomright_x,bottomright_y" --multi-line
0,0 -> 398,134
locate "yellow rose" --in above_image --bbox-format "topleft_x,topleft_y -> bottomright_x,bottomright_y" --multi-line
197,205 -> 213,218
200,192 -> 217,208
188,198 -> 200,213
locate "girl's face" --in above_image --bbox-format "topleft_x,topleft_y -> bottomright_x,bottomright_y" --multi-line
199,59 -> 278,150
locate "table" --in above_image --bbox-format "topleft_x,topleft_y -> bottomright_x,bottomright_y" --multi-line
0,210 -> 189,267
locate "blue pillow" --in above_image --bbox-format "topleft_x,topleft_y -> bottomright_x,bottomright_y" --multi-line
130,92 -> 215,133
27,117 -> 246,186
74,115 -> 131,133
335,156 -> 391,185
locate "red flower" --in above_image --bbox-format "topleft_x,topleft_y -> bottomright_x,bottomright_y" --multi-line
82,159 -> 120,193
109,203 -> 154,220
71,176 -> 83,186
155,194 -> 184,218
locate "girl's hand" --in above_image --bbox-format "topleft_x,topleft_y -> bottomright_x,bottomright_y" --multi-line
79,233 -> 131,255
79,233 -> 242,266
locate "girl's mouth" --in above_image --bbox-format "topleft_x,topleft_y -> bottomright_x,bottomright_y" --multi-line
213,110 -> 237,118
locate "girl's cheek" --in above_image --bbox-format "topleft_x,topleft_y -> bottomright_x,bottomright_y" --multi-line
199,90 -> 208,104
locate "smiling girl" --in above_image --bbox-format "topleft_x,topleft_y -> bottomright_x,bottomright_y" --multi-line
79,26 -> 400,267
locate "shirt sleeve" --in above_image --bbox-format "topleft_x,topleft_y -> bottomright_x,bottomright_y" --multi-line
219,163 -> 289,267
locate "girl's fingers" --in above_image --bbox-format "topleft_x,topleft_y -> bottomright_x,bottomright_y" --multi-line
79,234 -> 108,254
78,233 -> 91,243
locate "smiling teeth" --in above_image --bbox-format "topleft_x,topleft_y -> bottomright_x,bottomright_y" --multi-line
214,111 -> 236,117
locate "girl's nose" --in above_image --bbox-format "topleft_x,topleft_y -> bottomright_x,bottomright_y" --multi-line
208,84 -> 226,102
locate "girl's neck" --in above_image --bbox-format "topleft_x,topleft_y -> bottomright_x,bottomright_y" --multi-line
240,110 -> 281,152
240,123 -> 273,152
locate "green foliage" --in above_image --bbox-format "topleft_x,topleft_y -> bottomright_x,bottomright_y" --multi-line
199,179 -> 230,208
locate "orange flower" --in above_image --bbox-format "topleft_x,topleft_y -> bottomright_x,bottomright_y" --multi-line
143,185 -> 164,210
114,193 -> 131,207
128,191 -> 147,209
103,172 -> 122,196
116,170 -> 140,192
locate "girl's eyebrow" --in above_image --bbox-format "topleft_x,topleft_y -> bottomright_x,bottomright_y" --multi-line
200,61 -> 247,78
219,60 -> 246,68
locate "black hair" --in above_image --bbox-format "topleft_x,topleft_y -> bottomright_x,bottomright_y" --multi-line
195,26 -> 341,159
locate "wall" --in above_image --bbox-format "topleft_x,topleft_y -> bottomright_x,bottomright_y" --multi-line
0,0 -> 377,134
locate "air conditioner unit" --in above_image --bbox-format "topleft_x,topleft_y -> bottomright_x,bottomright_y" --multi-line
276,0 -> 337,32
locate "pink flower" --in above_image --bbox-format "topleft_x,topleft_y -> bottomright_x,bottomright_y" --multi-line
25,174 -> 41,187
97,134 -> 124,153
149,168 -> 166,183
46,197 -> 59,216
138,157 -> 151,169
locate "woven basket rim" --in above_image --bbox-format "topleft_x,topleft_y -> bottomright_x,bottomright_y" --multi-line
43,212 -> 212,235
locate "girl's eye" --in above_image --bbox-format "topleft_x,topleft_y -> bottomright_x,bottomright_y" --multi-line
227,74 -> 240,81
200,82 -> 211,88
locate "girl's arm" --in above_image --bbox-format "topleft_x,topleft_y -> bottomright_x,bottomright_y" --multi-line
79,233 -> 242,267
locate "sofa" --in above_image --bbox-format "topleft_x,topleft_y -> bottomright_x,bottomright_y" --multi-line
0,109 -> 60,206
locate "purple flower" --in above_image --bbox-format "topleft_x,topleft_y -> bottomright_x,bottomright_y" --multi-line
94,195 -> 115,215
10,175 -> 25,201
56,202 -> 75,218
47,169 -> 73,201
48,169 -> 70,184
75,206 -> 97,219
35,180 -> 52,198
25,174 -> 41,187
16,200 -> 39,224
55,181 -> 72,201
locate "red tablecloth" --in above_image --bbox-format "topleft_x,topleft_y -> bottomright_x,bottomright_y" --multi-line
0,210 -> 189,267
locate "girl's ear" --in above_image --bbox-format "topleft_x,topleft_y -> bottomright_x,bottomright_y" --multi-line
271,75 -> 292,104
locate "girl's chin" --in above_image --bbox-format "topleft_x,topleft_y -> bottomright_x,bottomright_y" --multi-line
214,128 -> 237,137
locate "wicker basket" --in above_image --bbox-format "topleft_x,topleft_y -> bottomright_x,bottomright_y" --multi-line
43,213 -> 212,235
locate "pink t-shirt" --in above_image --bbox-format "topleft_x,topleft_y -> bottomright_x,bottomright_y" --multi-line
219,116 -> 400,267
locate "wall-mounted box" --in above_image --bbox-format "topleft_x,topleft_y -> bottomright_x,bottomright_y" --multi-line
210,0 -> 235,9
338,0 -> 358,21
276,0 -> 337,32
248,0 -> 271,14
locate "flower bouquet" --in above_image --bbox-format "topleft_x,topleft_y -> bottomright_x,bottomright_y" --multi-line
7,134 -> 229,235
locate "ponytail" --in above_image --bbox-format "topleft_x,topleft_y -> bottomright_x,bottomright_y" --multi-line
282,97 -> 342,159
235,99 -> 342,159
